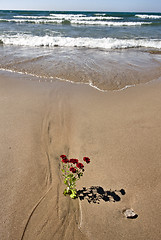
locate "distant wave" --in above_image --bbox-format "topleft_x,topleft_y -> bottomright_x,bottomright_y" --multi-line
0,18 -> 63,24
136,14 -> 161,19
14,15 -> 53,19
0,18 -> 151,26
49,13 -> 123,20
50,13 -> 86,18
13,13 -> 122,20
14,14 -> 123,20
94,13 -> 107,16
1,34 -> 161,49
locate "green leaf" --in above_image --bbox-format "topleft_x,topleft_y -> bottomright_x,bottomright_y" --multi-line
64,179 -> 68,184
63,189 -> 68,196
70,189 -> 77,199
68,174 -> 73,178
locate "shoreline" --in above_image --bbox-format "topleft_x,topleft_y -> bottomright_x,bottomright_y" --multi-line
0,71 -> 161,240
1,64 -> 161,93
1,46 -> 161,91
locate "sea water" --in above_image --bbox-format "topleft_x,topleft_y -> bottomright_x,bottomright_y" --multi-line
0,10 -> 161,90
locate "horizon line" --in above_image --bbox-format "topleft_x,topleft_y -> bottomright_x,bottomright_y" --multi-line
0,9 -> 161,13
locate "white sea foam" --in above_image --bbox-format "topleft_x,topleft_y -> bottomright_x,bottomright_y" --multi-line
49,14 -> 123,20
0,18 -> 151,26
50,13 -> 85,17
14,15 -> 47,19
1,34 -> 161,49
0,18 -> 63,24
94,13 -> 107,16
50,13 -> 86,17
69,20 -> 151,26
136,14 -> 161,19
0,67 -> 140,93
13,15 -> 61,19
49,13 -> 122,19
13,15 -> 123,20
13,15 -> 123,21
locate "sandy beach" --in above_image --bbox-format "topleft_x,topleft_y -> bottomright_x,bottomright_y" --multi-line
0,70 -> 161,240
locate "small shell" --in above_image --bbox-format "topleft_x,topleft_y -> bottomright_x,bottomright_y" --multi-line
123,209 -> 138,219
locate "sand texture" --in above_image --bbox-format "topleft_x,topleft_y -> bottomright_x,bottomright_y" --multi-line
0,72 -> 161,240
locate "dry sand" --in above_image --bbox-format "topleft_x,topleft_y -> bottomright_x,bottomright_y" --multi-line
0,71 -> 161,240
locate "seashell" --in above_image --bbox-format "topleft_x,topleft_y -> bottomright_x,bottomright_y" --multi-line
123,208 -> 138,219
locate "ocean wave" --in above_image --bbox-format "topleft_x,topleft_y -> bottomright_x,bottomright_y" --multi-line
94,13 -> 106,16
136,14 -> 161,19
70,21 -> 151,26
0,18 -> 151,26
49,14 -> 123,20
50,13 -> 86,17
13,14 -> 123,20
14,15 -> 53,19
1,35 -> 161,49
13,14 -> 87,19
0,18 -> 62,24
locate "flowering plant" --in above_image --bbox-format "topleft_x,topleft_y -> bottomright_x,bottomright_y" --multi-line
60,155 -> 90,199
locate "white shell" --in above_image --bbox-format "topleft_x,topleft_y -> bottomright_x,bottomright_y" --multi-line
123,209 -> 138,219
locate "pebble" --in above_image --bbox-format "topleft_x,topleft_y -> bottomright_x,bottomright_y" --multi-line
123,208 -> 138,219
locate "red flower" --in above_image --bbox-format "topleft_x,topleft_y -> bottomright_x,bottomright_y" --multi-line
83,157 -> 90,164
69,158 -> 78,164
60,155 -> 69,163
70,167 -> 77,173
62,158 -> 69,164
76,163 -> 84,169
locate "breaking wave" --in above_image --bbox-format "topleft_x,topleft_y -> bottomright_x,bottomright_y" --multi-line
1,34 -> 161,49
0,18 -> 151,26
136,14 -> 161,19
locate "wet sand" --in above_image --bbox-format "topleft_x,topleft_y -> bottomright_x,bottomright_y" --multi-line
0,71 -> 161,240
1,47 -> 161,91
